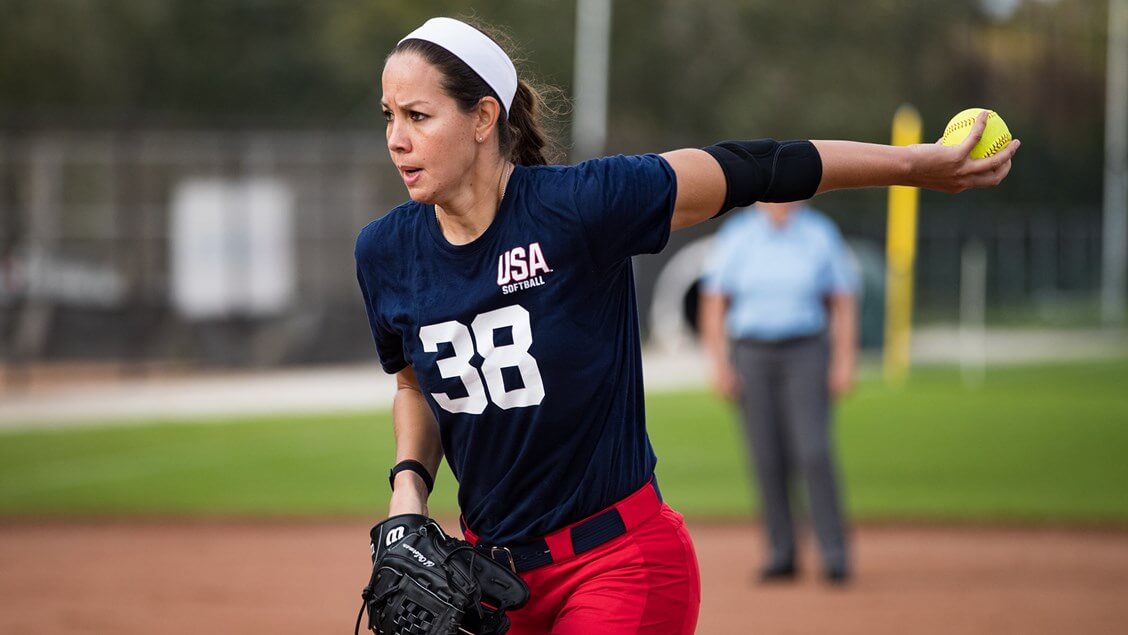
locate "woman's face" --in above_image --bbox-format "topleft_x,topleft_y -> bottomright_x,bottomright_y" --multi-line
381,52 -> 479,203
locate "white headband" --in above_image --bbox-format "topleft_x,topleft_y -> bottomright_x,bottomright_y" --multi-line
399,17 -> 518,114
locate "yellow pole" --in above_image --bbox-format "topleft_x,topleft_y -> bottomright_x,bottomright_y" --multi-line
884,105 -> 922,385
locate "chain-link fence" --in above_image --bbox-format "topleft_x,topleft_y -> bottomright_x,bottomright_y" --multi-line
0,130 -> 1109,379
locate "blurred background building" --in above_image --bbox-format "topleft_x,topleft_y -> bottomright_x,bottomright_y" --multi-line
0,0 -> 1120,379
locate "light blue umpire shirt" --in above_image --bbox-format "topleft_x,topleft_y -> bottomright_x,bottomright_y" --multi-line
702,205 -> 858,341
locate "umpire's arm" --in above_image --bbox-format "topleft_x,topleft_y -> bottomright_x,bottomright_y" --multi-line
389,366 -> 443,516
698,290 -> 739,402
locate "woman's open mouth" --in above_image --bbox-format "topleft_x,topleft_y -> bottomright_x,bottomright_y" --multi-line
400,166 -> 422,186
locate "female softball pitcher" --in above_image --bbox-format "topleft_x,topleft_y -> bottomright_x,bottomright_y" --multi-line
356,16 -> 1018,635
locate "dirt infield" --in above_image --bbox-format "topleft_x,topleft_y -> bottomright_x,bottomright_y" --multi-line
1,520 -> 1126,634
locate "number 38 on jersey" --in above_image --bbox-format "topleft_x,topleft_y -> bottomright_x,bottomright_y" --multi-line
419,304 -> 545,414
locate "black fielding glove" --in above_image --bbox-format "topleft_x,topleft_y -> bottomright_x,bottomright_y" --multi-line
356,515 -> 530,635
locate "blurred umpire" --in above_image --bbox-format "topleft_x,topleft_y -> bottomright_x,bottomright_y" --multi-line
699,200 -> 858,584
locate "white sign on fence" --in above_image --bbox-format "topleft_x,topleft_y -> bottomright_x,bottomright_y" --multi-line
170,178 -> 295,320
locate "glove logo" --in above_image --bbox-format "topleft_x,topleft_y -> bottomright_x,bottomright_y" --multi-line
400,543 -> 435,567
385,526 -> 406,547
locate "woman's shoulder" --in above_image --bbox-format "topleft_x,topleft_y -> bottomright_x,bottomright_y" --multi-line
355,200 -> 424,263
523,154 -> 668,180
517,155 -> 672,206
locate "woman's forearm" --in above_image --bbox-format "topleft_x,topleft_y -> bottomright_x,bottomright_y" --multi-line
812,141 -> 913,193
814,113 -> 1018,195
389,367 -> 443,516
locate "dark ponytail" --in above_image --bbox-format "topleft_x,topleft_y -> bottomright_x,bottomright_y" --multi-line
391,20 -> 559,166
503,81 -> 549,166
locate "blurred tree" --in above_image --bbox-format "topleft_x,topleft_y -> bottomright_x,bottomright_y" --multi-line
0,0 -> 1110,207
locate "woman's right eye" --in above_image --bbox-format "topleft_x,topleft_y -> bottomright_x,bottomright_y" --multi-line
382,110 -> 393,122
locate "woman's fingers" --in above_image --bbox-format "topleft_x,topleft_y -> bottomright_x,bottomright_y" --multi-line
966,157 -> 1013,188
961,138 -> 1020,185
957,110 -> 991,156
912,132 -> 1019,192
974,138 -> 1021,172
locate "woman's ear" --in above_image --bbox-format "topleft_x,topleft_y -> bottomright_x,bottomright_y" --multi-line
474,96 -> 502,144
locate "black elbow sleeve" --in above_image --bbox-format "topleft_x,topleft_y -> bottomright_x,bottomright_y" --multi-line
701,139 -> 823,218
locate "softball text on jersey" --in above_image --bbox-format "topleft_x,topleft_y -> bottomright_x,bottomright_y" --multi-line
497,242 -> 553,295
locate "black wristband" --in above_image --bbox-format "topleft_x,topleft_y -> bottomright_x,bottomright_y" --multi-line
388,460 -> 434,494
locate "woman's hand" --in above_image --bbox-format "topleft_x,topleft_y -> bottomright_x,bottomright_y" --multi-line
906,110 -> 1020,193
814,111 -> 1020,195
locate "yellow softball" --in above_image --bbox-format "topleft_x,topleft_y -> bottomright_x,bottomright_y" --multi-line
941,108 -> 1012,159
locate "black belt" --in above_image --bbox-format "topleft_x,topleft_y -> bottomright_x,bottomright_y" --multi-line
462,478 -> 663,574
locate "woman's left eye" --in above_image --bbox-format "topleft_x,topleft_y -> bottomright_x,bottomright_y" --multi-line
409,112 -> 428,122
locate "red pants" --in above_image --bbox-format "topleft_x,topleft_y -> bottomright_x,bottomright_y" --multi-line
465,485 -> 701,634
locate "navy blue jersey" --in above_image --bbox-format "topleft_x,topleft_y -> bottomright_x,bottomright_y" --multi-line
355,154 -> 677,545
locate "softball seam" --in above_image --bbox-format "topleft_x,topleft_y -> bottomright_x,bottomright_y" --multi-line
944,111 -> 1009,157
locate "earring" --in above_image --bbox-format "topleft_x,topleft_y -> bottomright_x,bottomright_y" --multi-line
476,136 -> 483,143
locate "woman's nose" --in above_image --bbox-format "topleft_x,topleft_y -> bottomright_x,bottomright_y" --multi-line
387,119 -> 410,154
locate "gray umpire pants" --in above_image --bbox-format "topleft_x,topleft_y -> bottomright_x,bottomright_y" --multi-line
731,335 -> 849,572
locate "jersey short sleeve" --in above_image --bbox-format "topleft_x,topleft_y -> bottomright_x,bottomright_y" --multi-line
355,222 -> 408,374
570,154 -> 678,270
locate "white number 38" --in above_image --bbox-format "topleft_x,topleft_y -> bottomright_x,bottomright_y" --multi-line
418,305 -> 545,413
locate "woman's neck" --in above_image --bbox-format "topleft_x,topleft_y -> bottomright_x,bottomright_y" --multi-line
435,159 -> 512,245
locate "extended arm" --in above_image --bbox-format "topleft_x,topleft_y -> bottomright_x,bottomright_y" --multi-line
812,136 -> 1014,194
663,111 -> 1019,231
388,366 -> 444,516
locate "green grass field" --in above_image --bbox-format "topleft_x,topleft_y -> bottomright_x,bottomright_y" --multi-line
1,358 -> 1126,523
